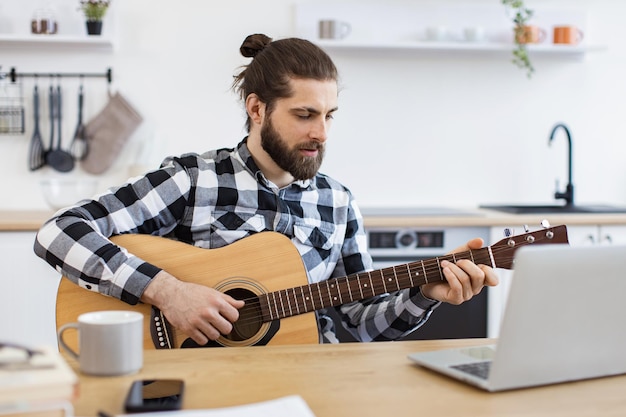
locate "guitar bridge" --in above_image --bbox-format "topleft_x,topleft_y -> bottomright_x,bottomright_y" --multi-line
150,307 -> 174,349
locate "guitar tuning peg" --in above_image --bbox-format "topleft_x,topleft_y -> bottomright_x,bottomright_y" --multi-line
541,219 -> 551,229
504,228 -> 514,237
523,224 -> 530,232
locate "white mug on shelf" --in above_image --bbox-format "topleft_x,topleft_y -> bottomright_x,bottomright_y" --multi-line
425,26 -> 450,42
463,26 -> 486,42
58,310 -> 143,376
319,19 -> 352,40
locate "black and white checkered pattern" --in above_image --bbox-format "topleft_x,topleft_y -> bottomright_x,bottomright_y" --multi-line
34,139 -> 438,342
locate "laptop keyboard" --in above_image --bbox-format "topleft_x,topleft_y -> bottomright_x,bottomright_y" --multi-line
451,361 -> 492,380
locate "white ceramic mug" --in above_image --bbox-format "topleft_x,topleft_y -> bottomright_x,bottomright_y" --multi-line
319,20 -> 351,40
463,26 -> 486,42
58,310 -> 143,376
426,26 -> 450,42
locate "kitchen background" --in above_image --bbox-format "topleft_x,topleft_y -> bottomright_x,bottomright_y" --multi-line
0,0 -> 623,211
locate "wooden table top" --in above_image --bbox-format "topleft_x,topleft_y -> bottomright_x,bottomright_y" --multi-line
70,339 -> 626,417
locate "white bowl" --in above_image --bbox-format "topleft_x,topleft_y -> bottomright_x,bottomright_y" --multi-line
40,178 -> 99,210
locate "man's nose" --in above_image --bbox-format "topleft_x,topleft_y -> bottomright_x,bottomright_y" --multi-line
310,119 -> 329,143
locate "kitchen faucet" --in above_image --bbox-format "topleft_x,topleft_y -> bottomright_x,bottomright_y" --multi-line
548,123 -> 574,206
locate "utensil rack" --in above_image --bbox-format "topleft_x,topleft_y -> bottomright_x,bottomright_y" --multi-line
6,67 -> 113,84
0,66 -> 113,136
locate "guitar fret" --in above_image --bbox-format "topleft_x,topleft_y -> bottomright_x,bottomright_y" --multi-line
308,285 -> 317,311
267,293 -> 278,320
291,288 -> 298,315
278,291 -> 286,319
260,294 -> 272,322
406,263 -> 415,287
325,280 -> 332,307
373,269 -> 387,295
330,280 -> 343,305
275,291 -> 283,319
487,247 -> 496,268
394,264 -> 406,292
317,283 -> 325,309
356,274 -> 364,299
436,257 -> 444,281
344,278 -> 354,302
382,268 -> 389,293
300,286 -> 310,313
422,261 -> 428,284
284,289 -> 293,317
292,288 -> 301,315
369,272 -> 376,297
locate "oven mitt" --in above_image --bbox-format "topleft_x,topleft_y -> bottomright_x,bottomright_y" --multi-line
81,92 -> 143,174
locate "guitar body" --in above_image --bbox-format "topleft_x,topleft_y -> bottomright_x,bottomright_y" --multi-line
56,232 -> 319,350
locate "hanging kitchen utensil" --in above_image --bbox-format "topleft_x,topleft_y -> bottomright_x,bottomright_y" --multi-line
46,82 -> 75,172
0,77 -> 25,135
27,83 -> 46,171
69,83 -> 88,160
47,83 -> 55,153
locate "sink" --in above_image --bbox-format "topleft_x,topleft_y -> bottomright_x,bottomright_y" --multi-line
480,204 -> 626,214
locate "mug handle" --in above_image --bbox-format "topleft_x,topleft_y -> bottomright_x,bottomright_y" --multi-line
58,323 -> 80,360
340,22 -> 351,39
538,28 -> 547,43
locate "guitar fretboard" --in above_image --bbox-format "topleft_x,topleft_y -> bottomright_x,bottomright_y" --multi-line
259,247 -> 494,322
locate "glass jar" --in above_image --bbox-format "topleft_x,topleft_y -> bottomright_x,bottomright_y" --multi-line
31,7 -> 58,35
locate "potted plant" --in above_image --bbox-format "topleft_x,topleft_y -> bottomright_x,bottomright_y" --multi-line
502,0 -> 534,78
79,0 -> 110,35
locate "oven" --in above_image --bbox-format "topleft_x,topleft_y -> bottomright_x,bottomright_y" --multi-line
331,219 -> 491,342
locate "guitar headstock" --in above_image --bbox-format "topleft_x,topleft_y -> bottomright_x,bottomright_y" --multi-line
490,224 -> 569,269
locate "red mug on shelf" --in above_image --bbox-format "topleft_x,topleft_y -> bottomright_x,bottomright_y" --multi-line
553,25 -> 584,45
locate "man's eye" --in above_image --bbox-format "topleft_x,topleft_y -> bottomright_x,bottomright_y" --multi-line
326,114 -> 335,120
298,114 -> 311,120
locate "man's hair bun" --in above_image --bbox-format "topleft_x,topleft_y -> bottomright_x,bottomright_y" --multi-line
240,34 -> 273,58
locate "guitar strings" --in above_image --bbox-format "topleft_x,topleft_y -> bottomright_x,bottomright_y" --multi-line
218,236 -> 553,329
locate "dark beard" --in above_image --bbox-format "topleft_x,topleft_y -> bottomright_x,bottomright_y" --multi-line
260,118 -> 325,181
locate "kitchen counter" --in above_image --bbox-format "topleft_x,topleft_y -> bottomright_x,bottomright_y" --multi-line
362,208 -> 626,228
0,210 -> 55,231
2,208 -> 626,231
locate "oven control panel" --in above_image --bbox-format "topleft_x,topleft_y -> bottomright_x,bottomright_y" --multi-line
366,227 -> 490,259
369,230 -> 444,249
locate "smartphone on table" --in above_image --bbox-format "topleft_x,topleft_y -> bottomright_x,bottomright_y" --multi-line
124,379 -> 185,413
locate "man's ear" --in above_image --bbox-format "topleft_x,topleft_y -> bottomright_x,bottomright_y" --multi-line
245,93 -> 266,127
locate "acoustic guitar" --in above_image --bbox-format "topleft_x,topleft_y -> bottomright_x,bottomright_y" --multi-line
56,225 -> 568,350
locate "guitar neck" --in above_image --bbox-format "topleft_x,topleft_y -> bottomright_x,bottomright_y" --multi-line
259,247 -> 493,322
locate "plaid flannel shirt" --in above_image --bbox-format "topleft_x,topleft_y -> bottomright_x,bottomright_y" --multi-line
34,139 -> 438,342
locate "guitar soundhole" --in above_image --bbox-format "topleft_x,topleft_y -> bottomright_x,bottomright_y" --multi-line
223,288 -> 262,342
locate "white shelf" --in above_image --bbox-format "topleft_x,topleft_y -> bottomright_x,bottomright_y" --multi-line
315,39 -> 606,58
0,34 -> 113,51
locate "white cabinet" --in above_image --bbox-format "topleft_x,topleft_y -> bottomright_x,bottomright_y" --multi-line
566,225 -> 626,246
0,232 -> 60,347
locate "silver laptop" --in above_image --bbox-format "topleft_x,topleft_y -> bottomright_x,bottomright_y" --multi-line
408,244 -> 626,391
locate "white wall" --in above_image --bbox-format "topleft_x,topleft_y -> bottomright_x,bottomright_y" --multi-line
0,0 -> 624,211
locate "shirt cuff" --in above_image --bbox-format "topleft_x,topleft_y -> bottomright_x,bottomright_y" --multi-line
410,286 -> 441,310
